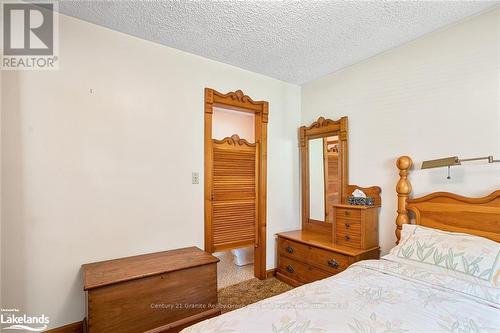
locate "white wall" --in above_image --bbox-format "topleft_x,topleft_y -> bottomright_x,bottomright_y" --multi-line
212,107 -> 255,142
1,13 -> 301,329
302,8 -> 500,255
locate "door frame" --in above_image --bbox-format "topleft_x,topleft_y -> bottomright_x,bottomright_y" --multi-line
204,88 -> 268,280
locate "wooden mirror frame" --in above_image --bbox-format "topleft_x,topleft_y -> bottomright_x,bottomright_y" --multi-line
300,116 -> 348,232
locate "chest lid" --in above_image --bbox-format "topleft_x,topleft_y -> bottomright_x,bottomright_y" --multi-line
82,247 -> 219,290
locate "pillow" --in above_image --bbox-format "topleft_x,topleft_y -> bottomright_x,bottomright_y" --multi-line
384,224 -> 500,284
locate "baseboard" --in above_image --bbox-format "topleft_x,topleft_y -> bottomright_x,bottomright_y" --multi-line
266,268 -> 277,278
44,321 -> 83,333
144,307 -> 221,333
45,307 -> 220,333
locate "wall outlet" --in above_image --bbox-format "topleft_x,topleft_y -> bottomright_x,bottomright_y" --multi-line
192,172 -> 199,184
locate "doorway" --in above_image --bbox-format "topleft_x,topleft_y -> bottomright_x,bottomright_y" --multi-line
204,88 -> 268,281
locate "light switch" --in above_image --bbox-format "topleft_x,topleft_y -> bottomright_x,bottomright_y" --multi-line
192,172 -> 199,184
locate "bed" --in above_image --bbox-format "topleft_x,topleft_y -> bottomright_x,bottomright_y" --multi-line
183,156 -> 500,333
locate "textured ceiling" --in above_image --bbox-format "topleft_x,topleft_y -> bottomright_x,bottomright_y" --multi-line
57,1 -> 499,84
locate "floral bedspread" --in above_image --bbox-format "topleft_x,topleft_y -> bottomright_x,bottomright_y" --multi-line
182,259 -> 500,333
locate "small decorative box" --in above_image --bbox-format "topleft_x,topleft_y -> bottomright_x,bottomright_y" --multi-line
347,196 -> 375,206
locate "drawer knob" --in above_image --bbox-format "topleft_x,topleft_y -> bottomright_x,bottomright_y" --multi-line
328,259 -> 339,269
286,246 -> 294,254
344,211 -> 350,216
286,265 -> 294,273
344,235 -> 351,241
345,223 -> 350,229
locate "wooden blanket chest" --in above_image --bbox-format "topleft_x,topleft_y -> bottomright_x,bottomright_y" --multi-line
82,247 -> 220,333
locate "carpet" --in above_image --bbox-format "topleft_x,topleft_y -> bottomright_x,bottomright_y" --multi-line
218,277 -> 293,313
214,250 -> 254,289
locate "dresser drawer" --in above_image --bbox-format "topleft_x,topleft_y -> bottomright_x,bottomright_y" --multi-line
309,246 -> 349,274
335,219 -> 361,234
278,237 -> 309,261
335,207 -> 361,220
335,230 -> 361,248
278,256 -> 330,284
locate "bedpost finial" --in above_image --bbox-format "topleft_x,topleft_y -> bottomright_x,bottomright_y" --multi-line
396,156 -> 412,244
396,156 -> 412,195
397,156 -> 412,171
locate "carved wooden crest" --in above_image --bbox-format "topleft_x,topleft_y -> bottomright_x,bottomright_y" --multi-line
204,88 -> 269,123
213,134 -> 256,147
304,117 -> 338,130
299,116 -> 347,147
228,90 -> 255,104
211,89 -> 265,106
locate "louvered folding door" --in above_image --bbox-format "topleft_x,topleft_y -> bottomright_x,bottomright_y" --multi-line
209,136 -> 258,252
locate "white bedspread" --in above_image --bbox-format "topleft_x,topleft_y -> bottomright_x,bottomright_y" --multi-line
182,259 -> 500,333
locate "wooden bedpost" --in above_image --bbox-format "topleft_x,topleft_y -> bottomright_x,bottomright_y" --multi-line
396,156 -> 412,244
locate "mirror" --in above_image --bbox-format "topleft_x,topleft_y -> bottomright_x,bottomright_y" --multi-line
300,117 -> 348,229
308,138 -> 325,221
308,136 -> 341,222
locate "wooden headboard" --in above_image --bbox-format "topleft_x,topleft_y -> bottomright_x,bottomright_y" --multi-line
395,156 -> 500,243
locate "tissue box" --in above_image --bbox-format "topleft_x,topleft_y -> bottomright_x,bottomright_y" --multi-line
347,196 -> 375,206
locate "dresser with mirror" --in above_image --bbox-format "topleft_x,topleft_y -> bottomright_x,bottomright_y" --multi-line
276,117 -> 381,287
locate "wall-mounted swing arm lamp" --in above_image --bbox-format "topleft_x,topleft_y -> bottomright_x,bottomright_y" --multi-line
421,155 -> 500,179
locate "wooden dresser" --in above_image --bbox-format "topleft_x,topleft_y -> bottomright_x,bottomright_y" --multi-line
332,204 -> 379,249
82,247 -> 220,333
276,230 -> 379,286
284,117 -> 381,287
